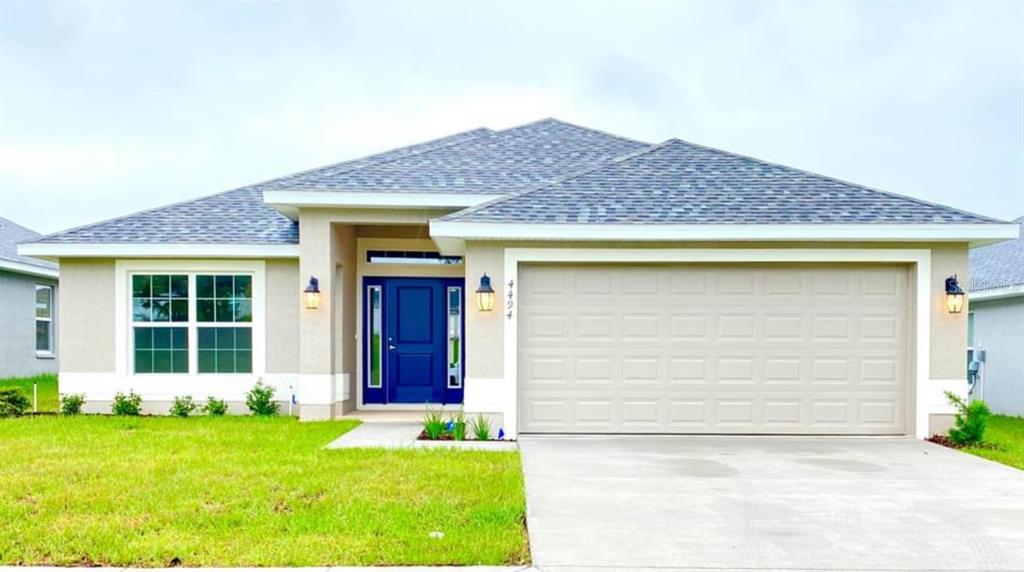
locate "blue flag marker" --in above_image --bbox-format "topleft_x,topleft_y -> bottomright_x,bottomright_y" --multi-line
498,428 -> 505,440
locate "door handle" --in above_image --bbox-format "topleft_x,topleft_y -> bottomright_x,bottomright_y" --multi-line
388,344 -> 397,350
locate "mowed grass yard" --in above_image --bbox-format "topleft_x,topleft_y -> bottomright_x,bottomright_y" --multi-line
0,416 -> 528,566
962,414 -> 1024,470
0,373 -> 59,412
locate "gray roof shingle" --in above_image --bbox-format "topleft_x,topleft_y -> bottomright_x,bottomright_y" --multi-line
445,139 -> 1002,225
970,216 -> 1024,291
0,217 -> 58,270
33,120 -> 645,244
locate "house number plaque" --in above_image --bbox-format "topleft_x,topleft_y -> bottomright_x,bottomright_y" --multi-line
506,279 -> 515,320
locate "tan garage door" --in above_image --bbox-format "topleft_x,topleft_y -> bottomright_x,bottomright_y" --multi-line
518,264 -> 911,435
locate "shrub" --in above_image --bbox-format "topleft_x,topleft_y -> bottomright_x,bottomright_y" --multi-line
470,413 -> 491,441
449,409 -> 467,441
203,396 -> 228,416
945,391 -> 991,446
169,395 -> 198,418
111,390 -> 143,416
60,393 -> 86,415
422,405 -> 445,440
245,381 -> 278,416
0,387 -> 31,418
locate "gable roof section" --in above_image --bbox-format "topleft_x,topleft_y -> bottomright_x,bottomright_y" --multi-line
31,127 -> 495,246
0,217 -> 58,276
272,118 -> 649,195
970,216 -> 1024,293
442,139 -> 1002,226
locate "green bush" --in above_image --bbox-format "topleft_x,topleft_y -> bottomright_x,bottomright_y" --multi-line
203,396 -> 228,416
422,405 -> 445,440
245,381 -> 278,416
471,413 -> 491,441
169,395 -> 198,418
945,391 -> 991,446
449,409 -> 467,441
0,387 -> 31,418
111,390 -> 143,416
60,393 -> 85,415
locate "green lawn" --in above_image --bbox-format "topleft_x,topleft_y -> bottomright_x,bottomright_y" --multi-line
0,416 -> 528,566
0,373 -> 58,412
963,414 -> 1024,470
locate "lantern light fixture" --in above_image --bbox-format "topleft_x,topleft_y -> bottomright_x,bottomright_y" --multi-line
945,274 -> 965,314
476,273 -> 495,312
303,276 -> 321,310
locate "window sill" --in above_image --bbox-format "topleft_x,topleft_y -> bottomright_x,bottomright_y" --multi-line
36,352 -> 56,360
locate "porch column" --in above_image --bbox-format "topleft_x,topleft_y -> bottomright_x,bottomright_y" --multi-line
298,211 -> 337,420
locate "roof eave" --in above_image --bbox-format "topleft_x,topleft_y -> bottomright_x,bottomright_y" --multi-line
429,221 -> 1021,247
970,284 -> 1024,302
0,258 -> 59,278
264,189 -> 506,219
17,243 -> 299,261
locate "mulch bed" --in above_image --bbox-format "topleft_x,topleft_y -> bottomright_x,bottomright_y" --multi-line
417,430 -> 457,441
926,434 -> 998,450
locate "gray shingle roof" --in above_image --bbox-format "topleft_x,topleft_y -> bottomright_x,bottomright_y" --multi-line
0,217 -> 58,270
445,139 -> 1002,225
34,127 -> 497,244
970,216 -> 1024,291
275,118 -> 649,194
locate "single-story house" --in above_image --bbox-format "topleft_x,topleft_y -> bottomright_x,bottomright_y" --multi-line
1,216 -> 59,377
19,118 -> 1019,437
968,215 -> 1024,416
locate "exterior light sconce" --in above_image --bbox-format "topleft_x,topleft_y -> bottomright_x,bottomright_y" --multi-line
303,276 -> 321,310
476,273 -> 495,312
945,274 -> 965,314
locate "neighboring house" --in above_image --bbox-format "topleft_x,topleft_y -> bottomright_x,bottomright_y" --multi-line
968,215 -> 1024,416
1,216 -> 59,377
19,118 -> 1019,437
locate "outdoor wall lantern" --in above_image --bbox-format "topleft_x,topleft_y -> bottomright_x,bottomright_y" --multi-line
476,273 -> 495,312
945,274 -> 965,314
304,276 -> 321,310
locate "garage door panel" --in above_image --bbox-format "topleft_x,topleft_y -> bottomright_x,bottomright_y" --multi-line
519,264 -> 910,435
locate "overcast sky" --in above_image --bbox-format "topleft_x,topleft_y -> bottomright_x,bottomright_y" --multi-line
1,1 -> 1022,234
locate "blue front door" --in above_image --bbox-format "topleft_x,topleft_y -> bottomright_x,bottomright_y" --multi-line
363,277 -> 464,404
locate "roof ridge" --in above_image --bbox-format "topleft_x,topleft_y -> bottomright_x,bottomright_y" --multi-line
661,138 -> 1006,224
441,140 -> 668,221
495,117 -> 651,146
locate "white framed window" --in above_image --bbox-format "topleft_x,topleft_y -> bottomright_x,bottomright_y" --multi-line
35,284 -> 53,357
117,260 -> 265,378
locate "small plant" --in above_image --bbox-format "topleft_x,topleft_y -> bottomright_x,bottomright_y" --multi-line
0,387 -> 31,418
203,396 -> 228,416
111,390 -> 143,416
245,381 -> 278,416
470,413 -> 491,441
60,393 -> 86,415
169,395 -> 198,418
945,391 -> 991,446
449,408 -> 468,441
422,405 -> 445,440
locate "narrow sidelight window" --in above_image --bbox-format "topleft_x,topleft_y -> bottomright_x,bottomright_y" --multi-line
367,285 -> 383,388
35,285 -> 53,355
447,286 -> 462,389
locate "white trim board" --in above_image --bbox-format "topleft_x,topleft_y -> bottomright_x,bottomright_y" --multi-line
0,259 -> 59,278
264,190 -> 504,217
500,248 -> 934,439
971,285 -> 1024,302
432,221 -> 1020,246
20,243 -> 298,261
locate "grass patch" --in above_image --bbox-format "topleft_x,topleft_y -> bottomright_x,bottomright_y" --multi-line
962,414 -> 1024,470
0,373 -> 58,412
0,416 -> 528,566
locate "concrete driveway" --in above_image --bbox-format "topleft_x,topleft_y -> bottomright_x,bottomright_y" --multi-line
519,435 -> 1024,571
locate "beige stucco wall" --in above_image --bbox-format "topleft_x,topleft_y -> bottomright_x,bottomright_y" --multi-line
462,240 -> 971,384
265,259 -> 300,374
58,258 -> 115,372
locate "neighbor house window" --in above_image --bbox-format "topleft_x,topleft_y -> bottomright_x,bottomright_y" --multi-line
130,272 -> 254,375
35,285 -> 53,356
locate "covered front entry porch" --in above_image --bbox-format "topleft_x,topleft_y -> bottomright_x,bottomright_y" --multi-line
295,211 -> 469,420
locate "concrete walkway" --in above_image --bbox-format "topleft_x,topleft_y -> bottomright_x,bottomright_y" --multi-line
0,568 -> 532,572
326,421 -> 517,451
519,435 -> 1024,571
